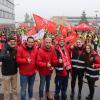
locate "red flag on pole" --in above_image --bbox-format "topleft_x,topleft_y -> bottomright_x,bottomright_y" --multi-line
60,25 -> 68,36
33,14 -> 46,30
65,33 -> 78,43
26,26 -> 36,36
31,26 -> 36,33
46,20 -> 57,34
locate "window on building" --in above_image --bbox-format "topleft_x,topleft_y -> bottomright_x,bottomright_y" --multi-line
0,10 -> 1,18
0,0 -> 2,4
0,9 -> 14,20
4,0 -> 7,5
3,11 -> 5,18
0,10 -> 3,18
0,0 -> 14,9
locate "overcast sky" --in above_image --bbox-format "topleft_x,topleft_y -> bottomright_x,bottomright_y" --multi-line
15,0 -> 100,21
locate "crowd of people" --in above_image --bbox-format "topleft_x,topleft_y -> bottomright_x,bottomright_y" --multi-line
0,29 -> 100,100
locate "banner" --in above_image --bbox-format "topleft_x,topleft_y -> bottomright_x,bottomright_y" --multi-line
21,35 -> 27,44
33,29 -> 45,40
22,29 -> 45,43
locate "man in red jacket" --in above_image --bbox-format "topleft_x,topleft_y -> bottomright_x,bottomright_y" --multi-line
16,36 -> 38,100
54,37 -> 72,100
37,37 -> 58,100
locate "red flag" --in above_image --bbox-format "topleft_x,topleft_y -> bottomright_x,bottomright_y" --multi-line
26,26 -> 36,36
46,20 -> 57,34
60,25 -> 68,36
65,33 -> 78,43
31,26 -> 36,34
33,14 -> 46,30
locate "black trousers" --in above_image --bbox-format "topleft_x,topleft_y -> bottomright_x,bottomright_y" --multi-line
71,68 -> 84,94
87,77 -> 96,99
55,70 -> 69,96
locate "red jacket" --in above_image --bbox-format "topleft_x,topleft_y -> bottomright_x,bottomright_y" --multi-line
37,46 -> 58,76
16,43 -> 38,75
55,46 -> 72,76
94,55 -> 100,68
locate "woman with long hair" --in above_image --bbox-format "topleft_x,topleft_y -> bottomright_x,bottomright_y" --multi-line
84,44 -> 100,100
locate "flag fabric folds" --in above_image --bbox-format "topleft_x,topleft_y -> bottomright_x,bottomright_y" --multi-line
33,14 -> 46,30
60,25 -> 68,36
45,20 -> 57,34
26,26 -> 36,36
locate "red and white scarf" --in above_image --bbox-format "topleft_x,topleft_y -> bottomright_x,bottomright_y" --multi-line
58,46 -> 71,69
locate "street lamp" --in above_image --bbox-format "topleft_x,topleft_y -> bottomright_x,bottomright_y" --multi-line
94,10 -> 99,26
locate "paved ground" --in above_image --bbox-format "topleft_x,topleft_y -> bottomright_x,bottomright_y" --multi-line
0,72 -> 100,100
0,47 -> 100,100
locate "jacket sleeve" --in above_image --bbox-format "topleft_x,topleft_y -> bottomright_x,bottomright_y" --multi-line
36,49 -> 47,68
94,64 -> 100,68
0,47 -> 10,62
34,48 -> 38,70
51,49 -> 59,66
16,47 -> 27,64
94,55 -> 100,68
95,55 -> 100,64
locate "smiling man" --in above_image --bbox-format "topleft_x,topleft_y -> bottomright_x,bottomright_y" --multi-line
37,37 -> 58,100
0,36 -> 18,100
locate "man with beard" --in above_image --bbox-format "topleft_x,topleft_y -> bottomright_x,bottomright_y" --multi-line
54,37 -> 71,100
37,37 -> 58,100
0,36 -> 18,100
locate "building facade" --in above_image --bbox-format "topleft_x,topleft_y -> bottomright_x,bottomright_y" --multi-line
51,16 -> 100,26
0,0 -> 15,32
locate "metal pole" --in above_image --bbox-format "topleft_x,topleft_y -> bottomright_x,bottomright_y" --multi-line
96,14 -> 98,26
94,10 -> 99,26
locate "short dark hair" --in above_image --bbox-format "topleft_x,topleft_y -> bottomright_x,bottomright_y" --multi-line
27,36 -> 34,41
7,36 -> 16,42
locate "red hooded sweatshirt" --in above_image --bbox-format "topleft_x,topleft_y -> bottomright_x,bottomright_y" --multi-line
37,46 -> 58,76
16,43 -> 38,75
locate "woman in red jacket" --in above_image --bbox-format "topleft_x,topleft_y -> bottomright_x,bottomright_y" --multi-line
83,44 -> 100,100
16,36 -> 38,100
